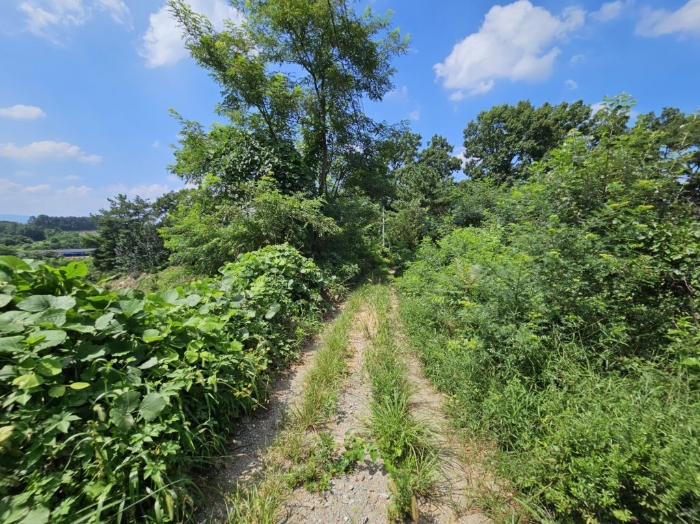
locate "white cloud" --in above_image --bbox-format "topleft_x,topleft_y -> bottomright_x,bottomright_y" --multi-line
591,1 -> 626,22
140,0 -> 243,68
23,184 -> 51,193
409,109 -> 420,121
0,104 -> 47,119
57,185 -> 93,197
95,0 -> 129,24
0,140 -> 100,163
449,90 -> 465,102
434,1 -> 584,97
453,146 -> 467,168
78,154 -> 102,164
565,79 -> 578,90
18,0 -> 131,41
569,53 -> 586,64
0,178 -> 179,215
65,174 -> 81,181
128,184 -> 171,199
636,0 -> 700,37
14,170 -> 34,177
152,140 -> 161,148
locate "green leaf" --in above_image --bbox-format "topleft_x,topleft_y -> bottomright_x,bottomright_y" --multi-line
49,386 -> 66,398
115,391 -> 141,412
69,382 -> 90,390
184,348 -> 198,363
63,262 -> 88,279
30,330 -> 67,351
12,373 -> 43,389
109,409 -> 135,432
0,425 -> 14,445
139,357 -> 159,369
0,365 -> 15,379
95,313 -> 115,331
20,506 -> 51,524
0,311 -> 30,333
0,256 -> 31,272
36,357 -> 63,377
35,309 -> 67,327
159,289 -> 179,304
139,392 -> 167,421
17,295 -> 76,313
265,302 -> 281,319
142,328 -> 164,343
180,294 -> 201,307
63,323 -> 95,334
118,299 -> 145,316
0,294 -> 12,308
0,336 -> 24,353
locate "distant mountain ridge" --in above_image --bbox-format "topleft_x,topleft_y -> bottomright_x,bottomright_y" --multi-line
0,215 -> 30,224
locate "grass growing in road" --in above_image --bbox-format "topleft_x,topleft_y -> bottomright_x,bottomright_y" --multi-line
223,286 -> 369,524
363,285 -> 440,522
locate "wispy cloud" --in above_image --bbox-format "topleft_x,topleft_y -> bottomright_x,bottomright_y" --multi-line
565,79 -> 578,90
636,0 -> 700,38
0,140 -> 101,163
591,1 -> 628,22
0,104 -> 46,119
18,0 -> 130,42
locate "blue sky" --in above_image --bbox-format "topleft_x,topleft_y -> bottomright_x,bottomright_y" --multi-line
0,0 -> 699,216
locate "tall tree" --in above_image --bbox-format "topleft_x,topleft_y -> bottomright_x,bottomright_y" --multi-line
395,134 -> 461,215
462,100 -> 594,184
169,0 -> 408,197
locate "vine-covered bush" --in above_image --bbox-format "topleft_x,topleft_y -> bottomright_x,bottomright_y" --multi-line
0,244 -> 326,523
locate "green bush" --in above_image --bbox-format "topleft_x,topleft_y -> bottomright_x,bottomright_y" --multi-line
0,245 -> 327,523
396,115 -> 700,522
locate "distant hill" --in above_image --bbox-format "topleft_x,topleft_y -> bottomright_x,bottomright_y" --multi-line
0,215 -> 30,224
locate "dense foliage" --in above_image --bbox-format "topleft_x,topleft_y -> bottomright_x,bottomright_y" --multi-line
6,1 -> 699,520
397,100 -> 700,522
0,245 -> 328,523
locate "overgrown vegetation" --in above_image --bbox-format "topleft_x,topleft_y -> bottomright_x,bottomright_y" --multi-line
4,0 -> 700,520
398,97 -> 700,522
0,245 -> 329,523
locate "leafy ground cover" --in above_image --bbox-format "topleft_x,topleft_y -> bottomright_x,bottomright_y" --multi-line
0,244 -> 329,524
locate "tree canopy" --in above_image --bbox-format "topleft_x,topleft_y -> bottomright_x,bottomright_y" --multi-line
169,0 -> 408,197
462,100 -> 594,184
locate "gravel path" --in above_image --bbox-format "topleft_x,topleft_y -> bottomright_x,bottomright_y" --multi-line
195,289 -> 509,523
281,306 -> 392,524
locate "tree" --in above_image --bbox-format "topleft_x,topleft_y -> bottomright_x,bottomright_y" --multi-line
462,100 -> 594,184
91,194 -> 176,274
169,0 -> 408,197
395,134 -> 461,216
159,177 -> 338,274
170,117 -> 315,199
387,135 -> 462,264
